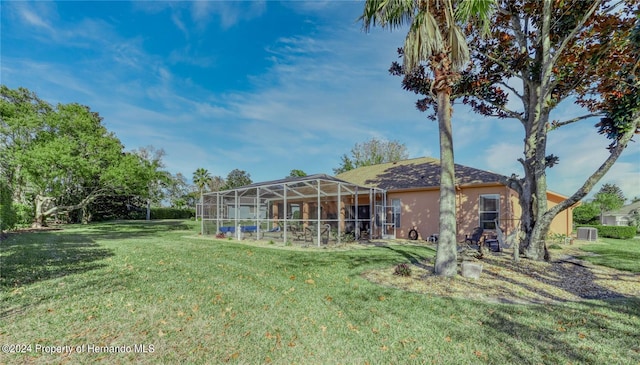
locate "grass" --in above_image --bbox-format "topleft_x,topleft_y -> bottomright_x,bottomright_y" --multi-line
577,237 -> 640,272
0,220 -> 639,364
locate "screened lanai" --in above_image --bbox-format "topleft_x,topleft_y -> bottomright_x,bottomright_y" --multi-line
199,174 -> 388,246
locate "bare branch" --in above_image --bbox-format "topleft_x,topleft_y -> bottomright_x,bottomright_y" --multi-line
498,81 -> 523,101
482,52 -> 524,81
551,113 -> 602,129
545,117 -> 638,216
42,188 -> 112,217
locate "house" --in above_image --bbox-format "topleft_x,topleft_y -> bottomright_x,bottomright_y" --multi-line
601,201 -> 640,226
336,157 -> 574,242
199,157 -> 574,245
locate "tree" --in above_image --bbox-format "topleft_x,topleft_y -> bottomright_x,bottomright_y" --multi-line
361,0 -> 495,276
288,169 -> 308,178
193,168 -> 212,196
0,86 -> 53,203
593,184 -> 626,223
451,0 -> 639,260
628,208 -> 640,233
333,138 -> 409,174
573,202 -> 600,225
0,179 -> 16,233
207,176 -> 226,192
134,146 -> 171,220
0,86 -> 154,227
597,183 -> 626,205
223,169 -> 252,190
165,172 -> 191,209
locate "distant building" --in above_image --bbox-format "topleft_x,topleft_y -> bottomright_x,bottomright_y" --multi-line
601,201 -> 640,226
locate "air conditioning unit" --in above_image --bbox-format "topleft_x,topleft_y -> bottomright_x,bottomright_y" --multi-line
576,227 -> 598,241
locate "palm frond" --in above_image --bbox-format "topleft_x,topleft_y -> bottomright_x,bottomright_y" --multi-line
404,10 -> 444,72
454,0 -> 496,37
448,25 -> 470,70
360,0 -> 416,32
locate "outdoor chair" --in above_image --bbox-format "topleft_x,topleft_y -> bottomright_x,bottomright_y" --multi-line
304,224 -> 331,244
288,225 -> 305,240
464,227 -> 484,246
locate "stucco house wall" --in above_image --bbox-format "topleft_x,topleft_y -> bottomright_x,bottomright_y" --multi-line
337,157 -> 575,241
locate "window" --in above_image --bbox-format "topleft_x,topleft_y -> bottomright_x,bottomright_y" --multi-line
392,199 -> 401,228
479,195 -> 500,229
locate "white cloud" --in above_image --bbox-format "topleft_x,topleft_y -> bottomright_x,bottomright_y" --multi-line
8,1 -> 633,195
483,142 -> 523,176
545,121 -> 640,198
13,1 -> 59,29
191,1 -> 266,30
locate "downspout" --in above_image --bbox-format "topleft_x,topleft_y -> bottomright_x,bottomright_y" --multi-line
284,184 -> 288,245
235,190 -> 240,240
317,179 -> 321,247
256,188 -> 260,239
338,183 -> 342,245
200,190 -> 204,235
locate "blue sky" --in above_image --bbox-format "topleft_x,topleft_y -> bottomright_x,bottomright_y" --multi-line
2,1 -> 638,200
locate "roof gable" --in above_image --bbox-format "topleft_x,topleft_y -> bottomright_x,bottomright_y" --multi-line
605,201 -> 640,215
336,157 -> 507,190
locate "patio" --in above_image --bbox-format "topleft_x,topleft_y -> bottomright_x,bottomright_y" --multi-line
198,174 -> 388,246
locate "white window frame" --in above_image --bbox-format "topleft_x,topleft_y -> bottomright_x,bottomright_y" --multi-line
479,194 -> 500,230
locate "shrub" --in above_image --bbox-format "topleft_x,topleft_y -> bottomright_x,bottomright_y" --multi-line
14,203 -> 34,226
547,232 -> 569,244
150,208 -> 195,220
597,225 -> 636,239
577,225 -> 636,239
0,182 -> 16,231
573,202 -> 600,225
393,263 -> 412,277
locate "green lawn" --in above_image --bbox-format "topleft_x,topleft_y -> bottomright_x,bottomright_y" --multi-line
577,237 -> 640,272
1,221 -> 639,364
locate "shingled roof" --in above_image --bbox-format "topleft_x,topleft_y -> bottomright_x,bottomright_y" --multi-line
335,157 -> 508,190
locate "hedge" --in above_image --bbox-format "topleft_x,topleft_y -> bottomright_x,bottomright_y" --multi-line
150,207 -> 195,220
0,181 -> 16,231
577,225 -> 636,239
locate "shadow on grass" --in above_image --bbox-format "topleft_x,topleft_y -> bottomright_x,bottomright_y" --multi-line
477,297 -> 640,364
57,219 -> 196,241
277,243 -> 436,273
0,230 -> 114,289
31,220 -> 196,240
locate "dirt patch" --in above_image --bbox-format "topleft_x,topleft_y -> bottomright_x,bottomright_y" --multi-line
362,242 -> 640,305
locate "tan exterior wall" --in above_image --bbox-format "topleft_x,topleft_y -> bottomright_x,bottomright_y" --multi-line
387,189 -> 439,240
546,192 -> 575,236
388,185 -> 573,241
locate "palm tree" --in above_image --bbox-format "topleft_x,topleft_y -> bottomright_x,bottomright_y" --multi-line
193,168 -> 212,196
361,0 -> 495,276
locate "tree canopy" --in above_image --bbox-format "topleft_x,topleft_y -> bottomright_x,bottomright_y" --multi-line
288,169 -> 307,178
594,183 -> 626,214
333,138 -> 409,174
223,169 -> 252,190
0,85 -> 164,227
193,168 -> 212,196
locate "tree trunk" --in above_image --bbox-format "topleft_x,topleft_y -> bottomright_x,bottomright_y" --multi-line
146,199 -> 151,221
33,195 -> 53,228
434,83 -> 457,277
32,189 -> 108,228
